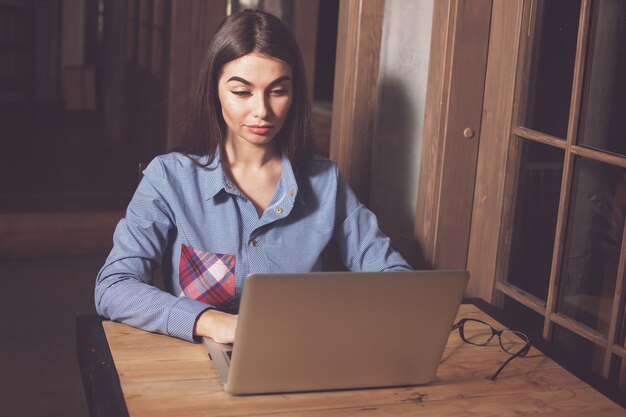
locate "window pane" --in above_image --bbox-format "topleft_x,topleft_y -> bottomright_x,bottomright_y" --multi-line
617,356 -> 626,394
524,0 -> 581,138
507,139 -> 564,300
552,324 -> 605,377
557,158 -> 626,336
578,0 -> 626,157
503,296 -> 545,340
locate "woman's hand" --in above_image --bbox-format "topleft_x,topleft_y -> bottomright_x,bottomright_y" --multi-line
194,309 -> 238,344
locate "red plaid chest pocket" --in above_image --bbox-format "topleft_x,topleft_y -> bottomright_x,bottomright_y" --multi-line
178,244 -> 236,310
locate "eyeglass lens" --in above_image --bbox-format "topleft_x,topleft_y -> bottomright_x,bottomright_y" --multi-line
461,319 -> 494,345
461,319 -> 529,354
499,329 -> 528,355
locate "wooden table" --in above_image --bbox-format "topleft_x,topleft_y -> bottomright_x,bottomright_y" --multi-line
77,301 -> 626,417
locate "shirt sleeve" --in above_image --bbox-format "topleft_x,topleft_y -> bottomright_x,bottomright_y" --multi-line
94,158 -> 211,343
332,167 -> 412,272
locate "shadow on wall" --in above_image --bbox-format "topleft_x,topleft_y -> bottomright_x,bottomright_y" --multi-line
371,75 -> 424,269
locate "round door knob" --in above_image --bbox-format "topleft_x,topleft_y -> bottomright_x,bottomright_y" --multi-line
463,127 -> 475,139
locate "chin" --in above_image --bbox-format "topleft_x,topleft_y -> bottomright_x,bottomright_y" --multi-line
246,134 -> 276,146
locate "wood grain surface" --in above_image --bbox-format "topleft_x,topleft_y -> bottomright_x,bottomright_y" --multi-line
101,304 -> 626,417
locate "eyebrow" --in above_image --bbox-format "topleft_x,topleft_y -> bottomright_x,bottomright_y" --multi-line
226,75 -> 291,86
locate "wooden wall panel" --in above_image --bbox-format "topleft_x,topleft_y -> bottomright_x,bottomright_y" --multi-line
414,0 -> 492,270
165,0 -> 227,150
137,0 -> 151,69
292,0 -> 319,102
101,0 -> 127,142
414,0 -> 452,267
32,0 -> 61,103
0,2 -> 31,103
330,0 -> 385,204
466,0 -> 523,299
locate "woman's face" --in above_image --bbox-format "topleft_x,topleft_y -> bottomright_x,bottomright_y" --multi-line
217,52 -> 293,148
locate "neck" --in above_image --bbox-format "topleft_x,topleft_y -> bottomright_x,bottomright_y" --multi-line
223,137 -> 280,170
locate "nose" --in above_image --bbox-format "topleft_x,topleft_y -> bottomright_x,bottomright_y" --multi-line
252,94 -> 269,119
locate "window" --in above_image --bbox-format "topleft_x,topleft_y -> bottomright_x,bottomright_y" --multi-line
496,0 -> 626,390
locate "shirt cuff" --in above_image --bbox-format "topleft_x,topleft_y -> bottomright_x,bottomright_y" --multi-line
166,296 -> 214,343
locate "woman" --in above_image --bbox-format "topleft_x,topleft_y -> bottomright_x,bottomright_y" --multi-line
95,9 -> 410,344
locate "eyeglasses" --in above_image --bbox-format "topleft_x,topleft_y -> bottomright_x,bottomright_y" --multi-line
452,318 -> 531,380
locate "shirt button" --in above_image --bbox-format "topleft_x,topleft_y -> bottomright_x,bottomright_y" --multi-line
251,239 -> 259,247
225,183 -> 233,190
275,207 -> 283,214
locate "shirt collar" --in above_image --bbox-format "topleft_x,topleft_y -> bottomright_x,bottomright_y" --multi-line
195,149 -> 223,200
280,151 -> 299,209
201,148 -> 299,206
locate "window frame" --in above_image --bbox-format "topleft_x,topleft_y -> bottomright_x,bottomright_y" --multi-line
423,0 -> 626,383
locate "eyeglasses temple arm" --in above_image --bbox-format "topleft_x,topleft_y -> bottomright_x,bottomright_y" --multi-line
490,342 -> 531,381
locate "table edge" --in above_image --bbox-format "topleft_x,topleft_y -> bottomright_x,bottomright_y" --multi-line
76,315 -> 130,417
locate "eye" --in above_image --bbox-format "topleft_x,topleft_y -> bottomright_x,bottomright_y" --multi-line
269,88 -> 288,96
231,90 -> 251,97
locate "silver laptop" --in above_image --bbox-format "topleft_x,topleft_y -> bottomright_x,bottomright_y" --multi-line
203,270 -> 468,395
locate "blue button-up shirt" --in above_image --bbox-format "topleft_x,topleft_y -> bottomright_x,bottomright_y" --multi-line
95,152 -> 411,342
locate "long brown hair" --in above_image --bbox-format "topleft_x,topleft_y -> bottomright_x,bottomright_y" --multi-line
177,9 -> 313,167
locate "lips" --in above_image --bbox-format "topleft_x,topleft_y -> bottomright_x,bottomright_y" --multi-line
246,125 -> 274,135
